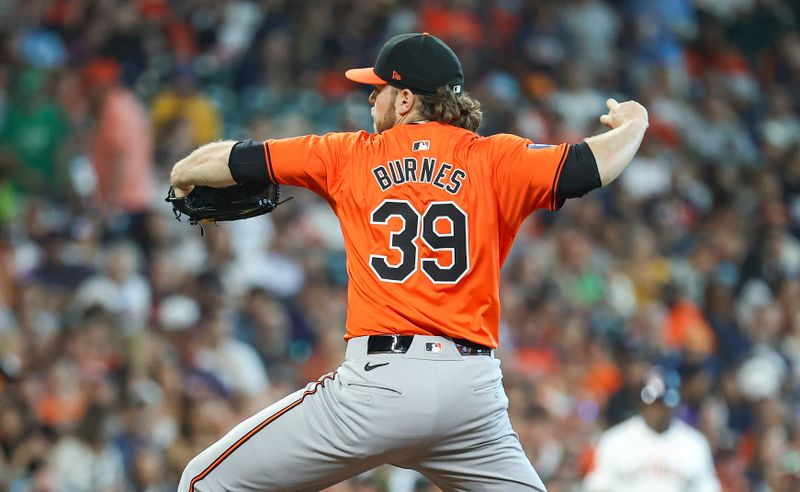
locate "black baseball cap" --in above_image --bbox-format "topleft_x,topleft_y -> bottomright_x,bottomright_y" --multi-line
346,33 -> 464,95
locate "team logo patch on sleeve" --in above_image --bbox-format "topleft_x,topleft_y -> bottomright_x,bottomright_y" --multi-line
425,342 -> 443,353
527,143 -> 554,149
412,140 -> 430,152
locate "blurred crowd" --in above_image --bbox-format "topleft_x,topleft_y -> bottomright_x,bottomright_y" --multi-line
1,0 -> 800,491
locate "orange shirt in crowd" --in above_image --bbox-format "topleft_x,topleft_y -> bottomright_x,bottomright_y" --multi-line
663,299 -> 717,355
90,88 -> 154,213
267,122 -> 569,348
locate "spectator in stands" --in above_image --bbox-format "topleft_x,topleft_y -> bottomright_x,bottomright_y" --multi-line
0,67 -> 69,197
83,58 -> 155,240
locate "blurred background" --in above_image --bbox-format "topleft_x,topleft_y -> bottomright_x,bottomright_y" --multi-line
0,0 -> 799,491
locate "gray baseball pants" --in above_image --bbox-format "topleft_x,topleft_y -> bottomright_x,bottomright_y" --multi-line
178,335 -> 546,491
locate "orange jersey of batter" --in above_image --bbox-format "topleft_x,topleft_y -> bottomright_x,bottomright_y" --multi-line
266,122 -> 569,348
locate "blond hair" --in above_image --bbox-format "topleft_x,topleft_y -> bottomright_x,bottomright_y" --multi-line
416,87 -> 483,132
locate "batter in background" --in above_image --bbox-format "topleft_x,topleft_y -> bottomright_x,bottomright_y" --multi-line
170,32 -> 649,492
583,366 -> 721,492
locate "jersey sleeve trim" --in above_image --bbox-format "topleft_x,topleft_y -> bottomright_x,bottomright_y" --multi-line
227,140 -> 271,185
549,144 -> 569,211
555,142 -> 601,202
263,141 -> 277,184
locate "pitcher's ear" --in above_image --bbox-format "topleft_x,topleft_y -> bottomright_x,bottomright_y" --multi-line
396,88 -> 417,115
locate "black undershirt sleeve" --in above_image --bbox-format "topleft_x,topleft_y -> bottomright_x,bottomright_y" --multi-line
555,141 -> 601,203
228,139 -> 272,185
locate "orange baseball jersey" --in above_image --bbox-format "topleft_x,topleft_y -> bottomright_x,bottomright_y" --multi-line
265,122 -> 569,348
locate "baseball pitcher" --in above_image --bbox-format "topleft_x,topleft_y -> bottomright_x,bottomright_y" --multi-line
170,33 -> 649,492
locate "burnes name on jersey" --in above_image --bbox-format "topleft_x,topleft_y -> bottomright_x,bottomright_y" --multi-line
371,141 -> 467,195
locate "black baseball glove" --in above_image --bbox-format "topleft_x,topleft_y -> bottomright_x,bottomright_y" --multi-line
165,181 -> 282,230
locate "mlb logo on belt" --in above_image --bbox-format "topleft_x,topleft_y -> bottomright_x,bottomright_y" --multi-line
412,140 -> 430,152
527,143 -> 554,149
425,342 -> 443,353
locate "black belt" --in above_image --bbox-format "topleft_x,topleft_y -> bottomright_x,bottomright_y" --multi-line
367,335 -> 493,356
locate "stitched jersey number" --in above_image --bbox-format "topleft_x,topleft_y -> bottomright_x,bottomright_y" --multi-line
369,200 -> 469,284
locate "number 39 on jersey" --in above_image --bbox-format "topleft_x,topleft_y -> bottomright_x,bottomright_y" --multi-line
369,199 -> 469,284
